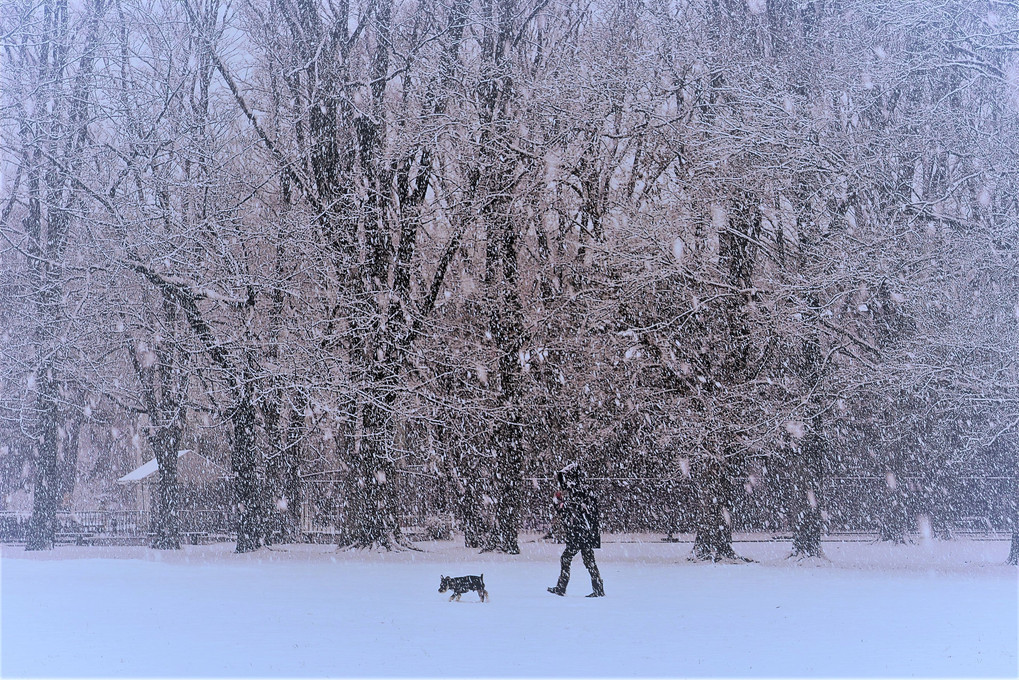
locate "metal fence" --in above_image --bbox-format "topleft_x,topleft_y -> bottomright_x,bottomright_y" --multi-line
296,474 -> 1017,537
0,509 -> 236,543
2,474 -> 1013,544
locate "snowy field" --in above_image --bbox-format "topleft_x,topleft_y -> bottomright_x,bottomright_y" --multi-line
2,534 -> 1017,678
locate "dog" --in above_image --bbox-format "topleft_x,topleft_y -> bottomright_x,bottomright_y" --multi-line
438,574 -> 488,602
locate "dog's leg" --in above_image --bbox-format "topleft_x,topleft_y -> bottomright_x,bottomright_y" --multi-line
480,589 -> 489,602
449,593 -> 457,602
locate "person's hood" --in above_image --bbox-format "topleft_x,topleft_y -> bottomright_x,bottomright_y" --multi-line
556,463 -> 580,488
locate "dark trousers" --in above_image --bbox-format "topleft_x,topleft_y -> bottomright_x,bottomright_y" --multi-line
555,545 -> 604,594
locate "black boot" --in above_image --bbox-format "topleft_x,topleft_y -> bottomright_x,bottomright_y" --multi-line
547,586 -> 565,596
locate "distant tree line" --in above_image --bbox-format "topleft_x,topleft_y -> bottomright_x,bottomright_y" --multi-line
1,0 -> 1016,563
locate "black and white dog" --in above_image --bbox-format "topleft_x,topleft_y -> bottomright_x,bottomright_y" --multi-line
438,574 -> 488,602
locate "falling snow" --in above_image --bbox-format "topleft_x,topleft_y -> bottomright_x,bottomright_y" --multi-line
1,0 -> 1018,677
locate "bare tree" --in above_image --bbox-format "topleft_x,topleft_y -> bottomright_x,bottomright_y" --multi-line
1,0 -> 111,550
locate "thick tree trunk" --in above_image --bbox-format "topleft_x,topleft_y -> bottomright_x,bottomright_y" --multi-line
442,451 -> 489,549
479,272 -> 524,554
924,466 -> 954,540
280,394 -> 305,540
691,457 -> 748,562
486,418 -> 522,554
232,391 -> 264,553
791,411 -> 826,559
459,0 -> 523,555
692,510 -> 737,562
457,458 -> 490,549
263,391 -> 304,545
431,396 -> 489,549
25,369 -> 60,551
459,499 -> 489,550
689,197 -> 759,563
792,507 -> 823,557
342,396 -> 404,549
151,425 -> 182,550
1009,470 -> 1018,565
878,482 -> 910,544
719,195 -> 760,379
484,220 -> 524,554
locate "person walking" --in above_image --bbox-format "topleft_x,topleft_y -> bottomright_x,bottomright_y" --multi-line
547,464 -> 605,597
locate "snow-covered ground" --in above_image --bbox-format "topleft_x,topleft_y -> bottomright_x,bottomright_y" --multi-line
2,534 -> 1016,677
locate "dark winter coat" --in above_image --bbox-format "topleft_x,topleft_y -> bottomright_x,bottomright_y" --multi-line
555,486 -> 601,550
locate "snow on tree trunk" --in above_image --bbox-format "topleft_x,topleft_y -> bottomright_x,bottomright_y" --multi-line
279,395 -> 306,543
25,369 -> 60,552
1010,470 -> 1018,566
151,425 -> 182,550
449,453 -> 491,550
878,479 -> 910,544
432,410 -> 490,549
232,390 -> 265,553
342,397 -> 404,550
460,501 -> 490,550
262,386 -> 304,546
691,457 -> 748,563
128,307 -> 186,551
792,507 -> 823,557
486,419 -> 522,554
472,0 -> 526,553
791,411 -> 826,559
482,215 -> 525,554
688,195 -> 759,564
692,510 -> 737,562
